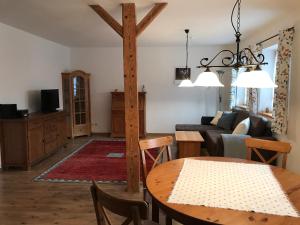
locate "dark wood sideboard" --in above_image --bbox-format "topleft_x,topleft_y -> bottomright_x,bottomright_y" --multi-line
111,92 -> 146,137
0,111 -> 67,170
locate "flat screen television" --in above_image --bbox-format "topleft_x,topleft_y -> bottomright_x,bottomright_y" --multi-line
41,89 -> 59,113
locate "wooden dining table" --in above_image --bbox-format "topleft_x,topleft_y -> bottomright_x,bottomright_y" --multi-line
146,157 -> 300,225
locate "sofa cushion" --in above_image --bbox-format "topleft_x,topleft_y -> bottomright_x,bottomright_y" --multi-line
206,129 -> 232,156
248,115 -> 268,137
217,112 -> 237,130
232,118 -> 250,135
201,116 -> 214,125
207,129 -> 233,135
175,124 -> 203,131
175,124 -> 222,140
175,124 -> 222,132
232,109 -> 250,129
210,111 -> 223,125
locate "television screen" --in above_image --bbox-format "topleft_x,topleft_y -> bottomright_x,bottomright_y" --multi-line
41,89 -> 59,113
0,104 -> 18,118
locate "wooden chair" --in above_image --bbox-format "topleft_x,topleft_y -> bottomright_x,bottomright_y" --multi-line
139,136 -> 173,186
245,138 -> 292,168
90,181 -> 158,225
139,136 -> 173,225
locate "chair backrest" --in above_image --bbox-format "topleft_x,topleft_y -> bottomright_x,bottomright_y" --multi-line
139,136 -> 173,184
245,138 -> 291,168
90,181 -> 149,225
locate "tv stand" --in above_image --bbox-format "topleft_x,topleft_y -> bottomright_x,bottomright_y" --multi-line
0,111 -> 67,170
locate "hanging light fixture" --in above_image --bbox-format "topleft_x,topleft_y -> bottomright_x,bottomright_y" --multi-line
195,0 -> 277,88
232,66 -> 278,88
194,67 -> 224,87
178,29 -> 194,87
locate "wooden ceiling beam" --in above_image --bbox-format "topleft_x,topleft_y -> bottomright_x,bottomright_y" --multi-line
89,5 -> 123,37
136,3 -> 167,37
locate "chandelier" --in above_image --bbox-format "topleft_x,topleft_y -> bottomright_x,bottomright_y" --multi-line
194,0 -> 277,88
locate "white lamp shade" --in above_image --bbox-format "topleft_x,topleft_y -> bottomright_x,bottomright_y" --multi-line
178,79 -> 194,87
194,71 -> 224,87
232,70 -> 278,88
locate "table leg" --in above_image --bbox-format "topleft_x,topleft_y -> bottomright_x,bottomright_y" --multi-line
152,198 -> 159,223
166,216 -> 172,225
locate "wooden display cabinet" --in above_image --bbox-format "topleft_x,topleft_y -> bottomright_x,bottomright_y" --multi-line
61,70 -> 91,138
111,92 -> 146,137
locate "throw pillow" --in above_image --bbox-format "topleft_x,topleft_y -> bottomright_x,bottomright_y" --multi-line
210,111 -> 223,126
232,109 -> 250,129
232,118 -> 250,135
248,115 -> 268,137
217,112 -> 237,130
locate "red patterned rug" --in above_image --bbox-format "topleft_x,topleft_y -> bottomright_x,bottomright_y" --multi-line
35,140 -> 155,183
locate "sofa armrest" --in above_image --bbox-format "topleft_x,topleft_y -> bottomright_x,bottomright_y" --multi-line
201,116 -> 214,125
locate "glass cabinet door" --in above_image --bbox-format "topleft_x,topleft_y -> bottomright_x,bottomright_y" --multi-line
73,76 -> 86,125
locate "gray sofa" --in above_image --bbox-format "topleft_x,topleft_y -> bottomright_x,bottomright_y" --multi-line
176,109 -> 275,161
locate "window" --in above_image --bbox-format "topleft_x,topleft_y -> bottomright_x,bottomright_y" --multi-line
233,44 -> 278,113
234,67 -> 248,108
258,44 -> 278,112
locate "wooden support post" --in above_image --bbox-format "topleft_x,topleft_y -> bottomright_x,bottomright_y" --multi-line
90,2 -> 167,193
122,3 -> 140,192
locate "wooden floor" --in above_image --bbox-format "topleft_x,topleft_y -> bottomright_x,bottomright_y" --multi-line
0,135 -> 175,225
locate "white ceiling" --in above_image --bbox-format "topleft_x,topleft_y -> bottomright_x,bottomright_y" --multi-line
0,0 -> 299,47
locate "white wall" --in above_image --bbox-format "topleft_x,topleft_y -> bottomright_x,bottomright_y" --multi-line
70,46 -> 227,133
243,18 -> 300,174
0,23 -> 70,112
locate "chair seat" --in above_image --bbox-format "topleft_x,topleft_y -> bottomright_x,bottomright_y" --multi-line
143,220 -> 159,225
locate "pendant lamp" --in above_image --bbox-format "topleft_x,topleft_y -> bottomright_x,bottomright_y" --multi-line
194,68 -> 224,87
232,66 -> 278,88
179,29 -> 194,87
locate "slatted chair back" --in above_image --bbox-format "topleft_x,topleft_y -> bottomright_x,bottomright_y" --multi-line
139,136 -> 173,185
245,138 -> 291,169
90,181 -> 153,225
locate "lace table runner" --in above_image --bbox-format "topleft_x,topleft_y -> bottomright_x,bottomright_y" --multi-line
168,159 -> 299,217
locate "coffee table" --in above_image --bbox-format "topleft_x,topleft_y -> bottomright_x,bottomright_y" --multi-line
175,131 -> 204,158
